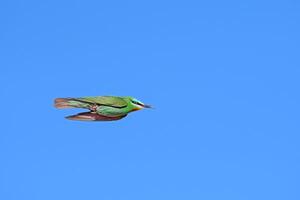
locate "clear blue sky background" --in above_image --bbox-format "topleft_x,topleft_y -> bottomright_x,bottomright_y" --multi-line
1,1 -> 300,199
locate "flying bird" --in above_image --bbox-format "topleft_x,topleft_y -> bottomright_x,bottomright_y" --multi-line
54,96 -> 151,121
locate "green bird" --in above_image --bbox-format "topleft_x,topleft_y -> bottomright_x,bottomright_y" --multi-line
54,96 -> 152,121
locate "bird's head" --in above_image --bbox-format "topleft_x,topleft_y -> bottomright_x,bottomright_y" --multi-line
124,97 -> 152,111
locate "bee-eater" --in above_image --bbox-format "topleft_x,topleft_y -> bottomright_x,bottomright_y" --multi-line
54,96 -> 152,121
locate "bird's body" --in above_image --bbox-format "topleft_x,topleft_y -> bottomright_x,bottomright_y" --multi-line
54,96 -> 151,121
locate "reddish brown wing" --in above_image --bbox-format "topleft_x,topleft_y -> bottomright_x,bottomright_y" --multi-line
66,112 -> 127,121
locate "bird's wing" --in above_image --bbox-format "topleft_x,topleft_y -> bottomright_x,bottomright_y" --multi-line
66,112 -> 127,121
75,96 -> 128,108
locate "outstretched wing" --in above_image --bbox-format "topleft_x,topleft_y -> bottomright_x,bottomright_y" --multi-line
66,112 -> 127,121
74,96 -> 128,108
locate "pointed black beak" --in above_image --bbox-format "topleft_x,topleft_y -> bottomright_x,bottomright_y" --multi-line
143,104 -> 152,108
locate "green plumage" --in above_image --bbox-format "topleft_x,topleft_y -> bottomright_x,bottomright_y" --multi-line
54,95 -> 151,121
76,96 -> 128,108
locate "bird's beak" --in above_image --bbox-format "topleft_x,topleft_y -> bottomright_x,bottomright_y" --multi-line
143,104 -> 152,108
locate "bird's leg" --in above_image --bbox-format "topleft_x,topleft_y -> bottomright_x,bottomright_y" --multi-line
89,104 -> 98,113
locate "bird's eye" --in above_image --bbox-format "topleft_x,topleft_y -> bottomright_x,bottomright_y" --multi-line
133,101 -> 142,106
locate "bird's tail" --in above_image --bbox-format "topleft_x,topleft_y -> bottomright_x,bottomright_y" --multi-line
66,112 -> 127,121
54,98 -> 74,108
54,98 -> 90,109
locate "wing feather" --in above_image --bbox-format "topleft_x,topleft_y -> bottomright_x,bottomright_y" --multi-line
74,96 -> 128,108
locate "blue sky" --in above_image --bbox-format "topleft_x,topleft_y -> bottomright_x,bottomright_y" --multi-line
1,0 -> 300,199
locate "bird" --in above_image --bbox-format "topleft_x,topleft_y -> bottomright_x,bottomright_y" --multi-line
54,96 -> 152,121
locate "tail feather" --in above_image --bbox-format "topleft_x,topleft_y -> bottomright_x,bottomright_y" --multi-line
66,112 -> 127,121
54,98 -> 73,109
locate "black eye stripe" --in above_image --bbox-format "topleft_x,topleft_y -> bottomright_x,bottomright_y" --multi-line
132,101 -> 143,106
